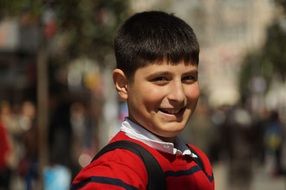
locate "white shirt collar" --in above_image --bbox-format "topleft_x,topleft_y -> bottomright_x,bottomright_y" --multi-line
120,118 -> 197,157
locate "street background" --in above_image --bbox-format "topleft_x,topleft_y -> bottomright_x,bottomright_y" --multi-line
0,0 -> 286,189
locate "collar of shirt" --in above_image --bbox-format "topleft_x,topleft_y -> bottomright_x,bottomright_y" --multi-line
120,118 -> 197,157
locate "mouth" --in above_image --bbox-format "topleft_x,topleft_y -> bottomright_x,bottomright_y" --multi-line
159,107 -> 185,116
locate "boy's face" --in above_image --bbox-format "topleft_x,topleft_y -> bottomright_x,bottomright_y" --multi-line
113,60 -> 200,141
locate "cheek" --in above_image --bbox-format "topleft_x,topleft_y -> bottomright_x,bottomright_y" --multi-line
143,93 -> 164,112
186,85 -> 200,102
141,85 -> 165,102
129,86 -> 161,114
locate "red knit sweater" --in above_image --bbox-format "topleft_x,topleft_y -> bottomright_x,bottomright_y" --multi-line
72,132 -> 214,190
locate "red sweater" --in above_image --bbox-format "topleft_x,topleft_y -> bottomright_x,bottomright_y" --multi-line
72,132 -> 214,190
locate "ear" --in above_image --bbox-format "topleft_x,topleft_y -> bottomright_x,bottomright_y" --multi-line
112,69 -> 128,100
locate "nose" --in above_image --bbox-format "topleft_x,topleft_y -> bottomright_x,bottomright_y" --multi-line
168,81 -> 186,103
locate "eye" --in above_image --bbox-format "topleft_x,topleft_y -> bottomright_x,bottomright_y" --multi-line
150,76 -> 169,85
182,75 -> 197,84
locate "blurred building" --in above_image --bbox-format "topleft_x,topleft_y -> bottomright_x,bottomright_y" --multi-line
0,13 -> 41,103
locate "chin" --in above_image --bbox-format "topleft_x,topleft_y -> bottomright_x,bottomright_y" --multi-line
155,132 -> 179,142
154,127 -> 183,140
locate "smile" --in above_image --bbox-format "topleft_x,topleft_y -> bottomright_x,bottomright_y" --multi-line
159,107 -> 185,115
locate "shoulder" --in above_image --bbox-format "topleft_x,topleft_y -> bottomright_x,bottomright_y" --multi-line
87,147 -> 147,175
72,141 -> 148,189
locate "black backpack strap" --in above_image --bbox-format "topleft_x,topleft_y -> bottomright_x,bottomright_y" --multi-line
91,140 -> 166,190
186,145 -> 206,172
187,144 -> 215,182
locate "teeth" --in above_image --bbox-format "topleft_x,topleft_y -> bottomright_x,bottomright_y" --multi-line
160,108 -> 181,114
168,110 -> 178,114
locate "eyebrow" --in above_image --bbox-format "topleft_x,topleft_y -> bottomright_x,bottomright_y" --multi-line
183,70 -> 198,75
146,69 -> 198,79
148,71 -> 170,76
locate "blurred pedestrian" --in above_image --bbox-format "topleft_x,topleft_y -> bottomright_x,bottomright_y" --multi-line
48,93 -> 73,168
70,101 -> 94,175
223,102 -> 255,190
252,107 -> 270,165
0,102 -> 12,190
17,101 -> 38,190
264,110 -> 285,176
0,101 -> 21,174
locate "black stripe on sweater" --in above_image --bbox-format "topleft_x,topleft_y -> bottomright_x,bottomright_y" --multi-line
165,165 -> 214,181
71,176 -> 138,190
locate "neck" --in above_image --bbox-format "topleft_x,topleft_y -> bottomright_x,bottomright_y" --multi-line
156,135 -> 176,143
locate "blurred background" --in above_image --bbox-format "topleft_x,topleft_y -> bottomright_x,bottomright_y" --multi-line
0,0 -> 285,189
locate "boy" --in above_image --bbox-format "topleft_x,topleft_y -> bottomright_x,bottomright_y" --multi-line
71,11 -> 214,190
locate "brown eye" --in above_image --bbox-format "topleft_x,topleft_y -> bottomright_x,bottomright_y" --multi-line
154,76 -> 168,81
151,76 -> 169,85
182,75 -> 197,83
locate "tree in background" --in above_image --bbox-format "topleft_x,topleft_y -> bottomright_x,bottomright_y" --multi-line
239,0 -> 286,99
0,0 -> 130,61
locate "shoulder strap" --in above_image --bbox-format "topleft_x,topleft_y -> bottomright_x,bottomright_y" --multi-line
187,144 -> 205,172
92,140 -> 166,190
187,144 -> 213,180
